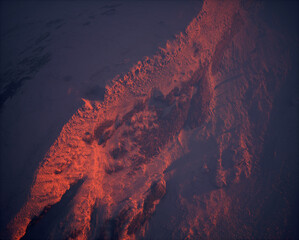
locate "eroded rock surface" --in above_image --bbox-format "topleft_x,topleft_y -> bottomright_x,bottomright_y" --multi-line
7,0 -> 297,239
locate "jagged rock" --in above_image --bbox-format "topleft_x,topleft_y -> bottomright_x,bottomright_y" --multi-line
127,180 -> 166,235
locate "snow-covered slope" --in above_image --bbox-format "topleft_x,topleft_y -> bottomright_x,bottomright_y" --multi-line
1,0 -> 298,239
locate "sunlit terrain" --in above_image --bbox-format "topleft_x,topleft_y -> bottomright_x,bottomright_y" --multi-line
1,0 -> 298,239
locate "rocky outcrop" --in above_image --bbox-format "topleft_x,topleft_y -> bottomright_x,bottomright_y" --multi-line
8,0 -> 296,239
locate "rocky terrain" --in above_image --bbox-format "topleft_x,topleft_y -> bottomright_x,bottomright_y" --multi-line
1,0 -> 298,239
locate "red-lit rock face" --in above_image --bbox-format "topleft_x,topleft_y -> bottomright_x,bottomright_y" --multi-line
8,0 -> 296,239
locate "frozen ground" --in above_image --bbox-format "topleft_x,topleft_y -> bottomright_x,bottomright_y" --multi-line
0,0 -> 298,239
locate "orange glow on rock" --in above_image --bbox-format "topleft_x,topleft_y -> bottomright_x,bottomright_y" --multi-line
7,0 -> 295,239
